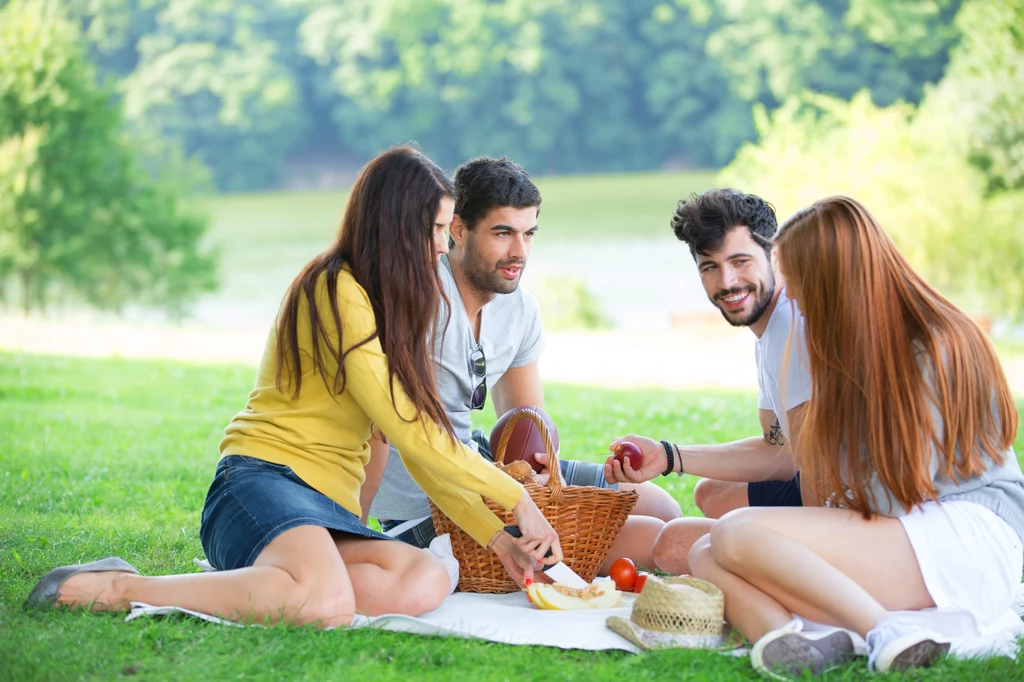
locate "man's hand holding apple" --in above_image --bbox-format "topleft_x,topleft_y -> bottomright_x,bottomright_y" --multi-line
603,435 -> 667,484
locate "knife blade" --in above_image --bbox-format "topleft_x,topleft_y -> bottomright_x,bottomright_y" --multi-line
503,525 -> 589,588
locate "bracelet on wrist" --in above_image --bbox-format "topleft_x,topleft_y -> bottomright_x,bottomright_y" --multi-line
660,440 -> 674,477
673,443 -> 684,475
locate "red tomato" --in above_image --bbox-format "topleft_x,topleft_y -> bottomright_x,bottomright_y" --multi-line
608,558 -> 638,591
634,573 -> 649,593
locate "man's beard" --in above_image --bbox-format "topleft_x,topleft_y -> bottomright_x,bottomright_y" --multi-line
712,273 -> 775,328
461,242 -> 524,295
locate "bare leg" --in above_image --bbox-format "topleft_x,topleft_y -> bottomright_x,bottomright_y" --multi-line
693,478 -> 748,519
54,524 -> 451,627
689,533 -> 795,638
621,481 -> 681,521
333,534 -> 449,615
690,507 -> 934,643
360,436 -> 390,524
652,518 -> 715,574
56,525 -> 356,626
599,515 -> 664,574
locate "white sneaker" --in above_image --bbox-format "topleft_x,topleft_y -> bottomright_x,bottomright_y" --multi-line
751,620 -> 856,680
866,618 -> 950,673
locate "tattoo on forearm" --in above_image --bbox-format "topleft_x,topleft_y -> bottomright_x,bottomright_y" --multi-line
765,419 -> 785,446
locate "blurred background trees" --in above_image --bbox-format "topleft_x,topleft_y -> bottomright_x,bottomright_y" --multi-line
723,0 -> 1024,320
0,0 -> 216,315
34,0 -> 965,191
1,0 -> 1021,323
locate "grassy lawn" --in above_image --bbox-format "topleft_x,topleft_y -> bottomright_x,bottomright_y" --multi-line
2,351 -> 1023,681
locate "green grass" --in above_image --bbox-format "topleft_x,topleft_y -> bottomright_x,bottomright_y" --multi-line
2,352 -> 1023,681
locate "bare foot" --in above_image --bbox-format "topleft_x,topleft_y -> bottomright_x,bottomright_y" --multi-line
57,570 -> 136,611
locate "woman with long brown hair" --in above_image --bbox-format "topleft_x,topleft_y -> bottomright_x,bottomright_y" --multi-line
25,146 -> 560,626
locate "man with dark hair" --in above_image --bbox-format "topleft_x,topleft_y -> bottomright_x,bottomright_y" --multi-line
364,156 -> 680,567
605,188 -> 811,574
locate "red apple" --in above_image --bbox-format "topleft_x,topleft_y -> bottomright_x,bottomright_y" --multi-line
614,441 -> 643,470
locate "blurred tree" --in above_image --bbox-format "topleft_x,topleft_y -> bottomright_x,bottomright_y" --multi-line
28,0 -> 964,189
121,0 -> 310,190
722,90 -> 1024,320
0,0 -> 217,315
926,0 -> 1023,193
678,0 -> 960,106
58,0 -> 160,77
640,0 -> 755,167
296,0 -> 753,172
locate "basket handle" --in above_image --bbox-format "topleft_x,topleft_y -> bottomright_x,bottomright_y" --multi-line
494,407 -> 563,499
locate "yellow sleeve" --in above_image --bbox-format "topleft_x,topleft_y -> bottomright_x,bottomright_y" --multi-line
333,276 -> 524,546
401,457 -> 516,547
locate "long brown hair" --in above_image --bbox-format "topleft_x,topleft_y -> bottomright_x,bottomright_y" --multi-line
775,195 -> 1017,515
274,146 -> 455,436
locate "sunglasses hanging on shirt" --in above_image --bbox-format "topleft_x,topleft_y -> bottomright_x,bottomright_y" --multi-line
470,345 -> 487,410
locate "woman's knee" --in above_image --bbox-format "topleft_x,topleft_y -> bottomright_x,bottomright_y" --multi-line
397,552 -> 450,614
281,580 -> 357,629
687,533 -> 715,579
707,507 -> 761,571
254,526 -> 358,628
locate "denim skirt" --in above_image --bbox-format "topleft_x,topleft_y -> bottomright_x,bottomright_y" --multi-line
200,455 -> 392,571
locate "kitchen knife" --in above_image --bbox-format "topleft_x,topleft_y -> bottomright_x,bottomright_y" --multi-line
503,525 -> 589,588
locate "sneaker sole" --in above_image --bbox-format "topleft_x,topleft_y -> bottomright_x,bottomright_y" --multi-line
888,638 -> 951,671
755,630 -> 856,678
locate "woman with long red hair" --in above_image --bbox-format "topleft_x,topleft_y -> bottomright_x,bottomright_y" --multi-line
695,195 -> 1024,676
611,195 -> 1023,677
24,146 -> 560,626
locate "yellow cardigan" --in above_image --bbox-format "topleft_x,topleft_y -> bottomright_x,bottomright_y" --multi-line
220,266 -> 523,546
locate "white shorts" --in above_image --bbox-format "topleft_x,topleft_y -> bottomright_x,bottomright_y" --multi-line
900,500 -> 1024,627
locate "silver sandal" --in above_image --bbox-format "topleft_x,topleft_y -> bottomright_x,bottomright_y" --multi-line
24,557 -> 139,609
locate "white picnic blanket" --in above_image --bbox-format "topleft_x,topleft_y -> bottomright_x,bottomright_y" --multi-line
125,590 -> 1024,659
127,589 -> 644,653
123,534 -> 1024,659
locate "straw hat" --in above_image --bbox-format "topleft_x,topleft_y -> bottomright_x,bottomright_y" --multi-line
607,575 -> 734,650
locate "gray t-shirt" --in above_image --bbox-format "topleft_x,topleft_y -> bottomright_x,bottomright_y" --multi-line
369,254 -> 545,520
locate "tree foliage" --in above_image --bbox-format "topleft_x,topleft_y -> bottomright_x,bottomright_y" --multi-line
932,0 -> 1024,193
46,0 -> 964,190
721,0 -> 1024,321
0,0 -> 217,315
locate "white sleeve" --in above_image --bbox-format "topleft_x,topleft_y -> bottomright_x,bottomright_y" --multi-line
781,319 -> 813,409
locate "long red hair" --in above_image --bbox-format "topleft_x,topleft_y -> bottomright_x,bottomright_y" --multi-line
775,196 -> 1017,515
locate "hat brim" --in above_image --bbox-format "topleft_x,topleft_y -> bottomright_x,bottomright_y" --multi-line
606,616 -> 743,652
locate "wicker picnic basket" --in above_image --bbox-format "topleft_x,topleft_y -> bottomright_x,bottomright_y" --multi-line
430,408 -> 638,593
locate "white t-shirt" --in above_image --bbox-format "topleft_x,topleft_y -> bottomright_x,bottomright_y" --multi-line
755,289 -> 813,437
370,254 -> 545,520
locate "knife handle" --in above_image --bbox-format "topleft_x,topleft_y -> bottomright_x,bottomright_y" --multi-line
503,525 -> 555,562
